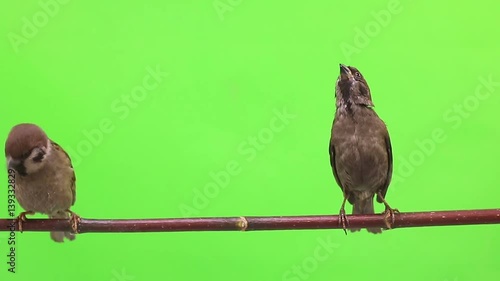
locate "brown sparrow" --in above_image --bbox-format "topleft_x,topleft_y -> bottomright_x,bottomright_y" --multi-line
5,123 -> 79,242
330,64 -> 397,234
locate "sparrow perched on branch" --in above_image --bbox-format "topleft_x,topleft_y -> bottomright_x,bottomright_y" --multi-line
5,123 -> 79,242
329,64 -> 397,234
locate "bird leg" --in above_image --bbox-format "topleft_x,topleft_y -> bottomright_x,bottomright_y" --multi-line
65,210 -> 81,234
338,193 -> 348,235
16,211 -> 35,232
377,192 -> 399,229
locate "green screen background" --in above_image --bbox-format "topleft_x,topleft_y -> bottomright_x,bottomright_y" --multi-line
1,1 -> 499,280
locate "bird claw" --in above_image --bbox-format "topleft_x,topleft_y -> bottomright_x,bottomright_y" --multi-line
382,207 -> 400,229
66,210 -> 81,234
339,208 -> 348,235
16,211 -> 35,232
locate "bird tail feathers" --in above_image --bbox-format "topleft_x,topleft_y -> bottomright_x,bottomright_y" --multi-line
351,196 -> 382,234
49,211 -> 75,242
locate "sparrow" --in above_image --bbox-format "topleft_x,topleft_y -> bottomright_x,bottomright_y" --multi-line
5,123 -> 79,242
329,64 -> 397,234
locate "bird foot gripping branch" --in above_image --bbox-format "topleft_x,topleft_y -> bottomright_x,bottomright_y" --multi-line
382,208 -> 400,229
338,208 -> 348,235
16,211 -> 35,232
67,210 -> 81,234
377,191 -> 400,229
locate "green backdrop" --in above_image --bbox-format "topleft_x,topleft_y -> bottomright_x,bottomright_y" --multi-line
1,0 -> 499,280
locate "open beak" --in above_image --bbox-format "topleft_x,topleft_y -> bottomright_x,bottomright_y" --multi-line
339,64 -> 353,80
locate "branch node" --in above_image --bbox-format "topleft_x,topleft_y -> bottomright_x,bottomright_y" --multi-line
237,216 -> 248,231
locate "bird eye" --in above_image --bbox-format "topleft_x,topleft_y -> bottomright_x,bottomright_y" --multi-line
32,151 -> 45,163
355,72 -> 361,78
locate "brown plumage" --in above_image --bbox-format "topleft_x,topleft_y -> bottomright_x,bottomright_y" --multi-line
329,64 -> 396,234
5,123 -> 78,242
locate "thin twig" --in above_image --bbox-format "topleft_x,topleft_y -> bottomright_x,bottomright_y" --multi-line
0,209 -> 499,233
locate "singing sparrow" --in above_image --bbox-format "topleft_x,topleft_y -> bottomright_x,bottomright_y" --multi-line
329,64 -> 397,234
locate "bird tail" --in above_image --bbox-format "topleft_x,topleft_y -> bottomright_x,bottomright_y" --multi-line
49,211 -> 76,242
351,196 -> 382,234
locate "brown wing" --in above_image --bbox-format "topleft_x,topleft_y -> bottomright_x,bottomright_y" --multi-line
329,140 -> 342,189
376,133 -> 392,203
51,141 -> 76,206
329,139 -> 354,204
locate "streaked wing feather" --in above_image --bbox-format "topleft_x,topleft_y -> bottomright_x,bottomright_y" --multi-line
329,141 -> 342,189
329,140 -> 354,204
377,133 -> 392,203
51,141 -> 76,206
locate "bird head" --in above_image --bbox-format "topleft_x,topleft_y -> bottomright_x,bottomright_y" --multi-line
335,64 -> 374,108
5,123 -> 52,176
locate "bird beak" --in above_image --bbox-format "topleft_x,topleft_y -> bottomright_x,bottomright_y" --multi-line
339,64 -> 353,80
6,157 -> 12,170
7,158 -> 18,172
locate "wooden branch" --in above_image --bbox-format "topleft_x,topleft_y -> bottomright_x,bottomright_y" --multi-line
1,209 -> 499,233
